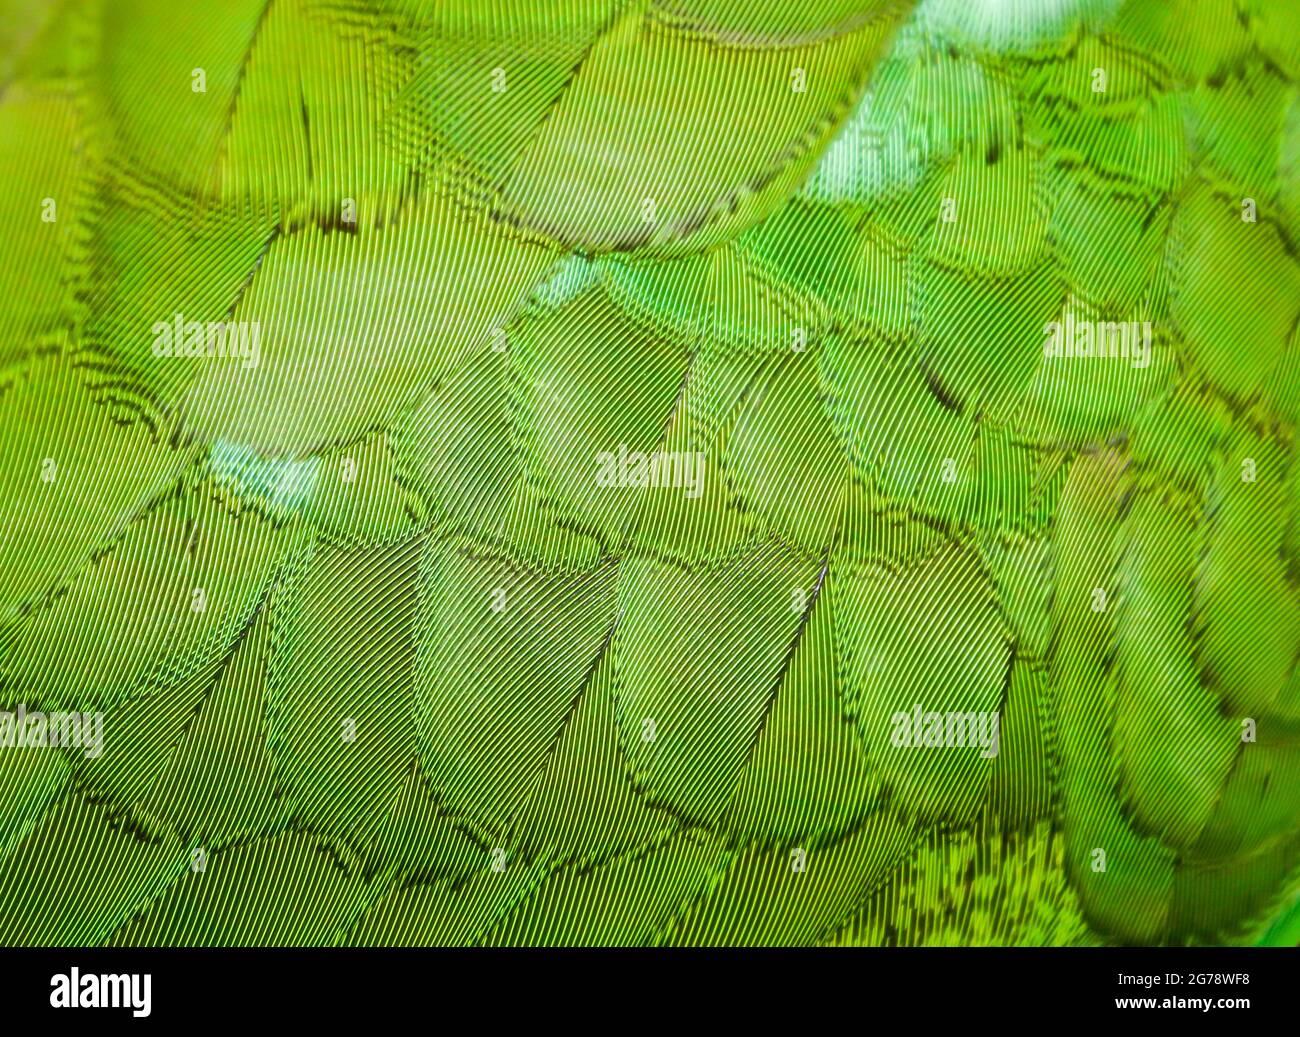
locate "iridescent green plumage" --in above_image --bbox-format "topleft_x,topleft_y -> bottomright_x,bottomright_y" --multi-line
0,0 -> 1298,946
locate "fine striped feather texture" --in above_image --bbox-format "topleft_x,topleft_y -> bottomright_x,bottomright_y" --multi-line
0,0 -> 1299,947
